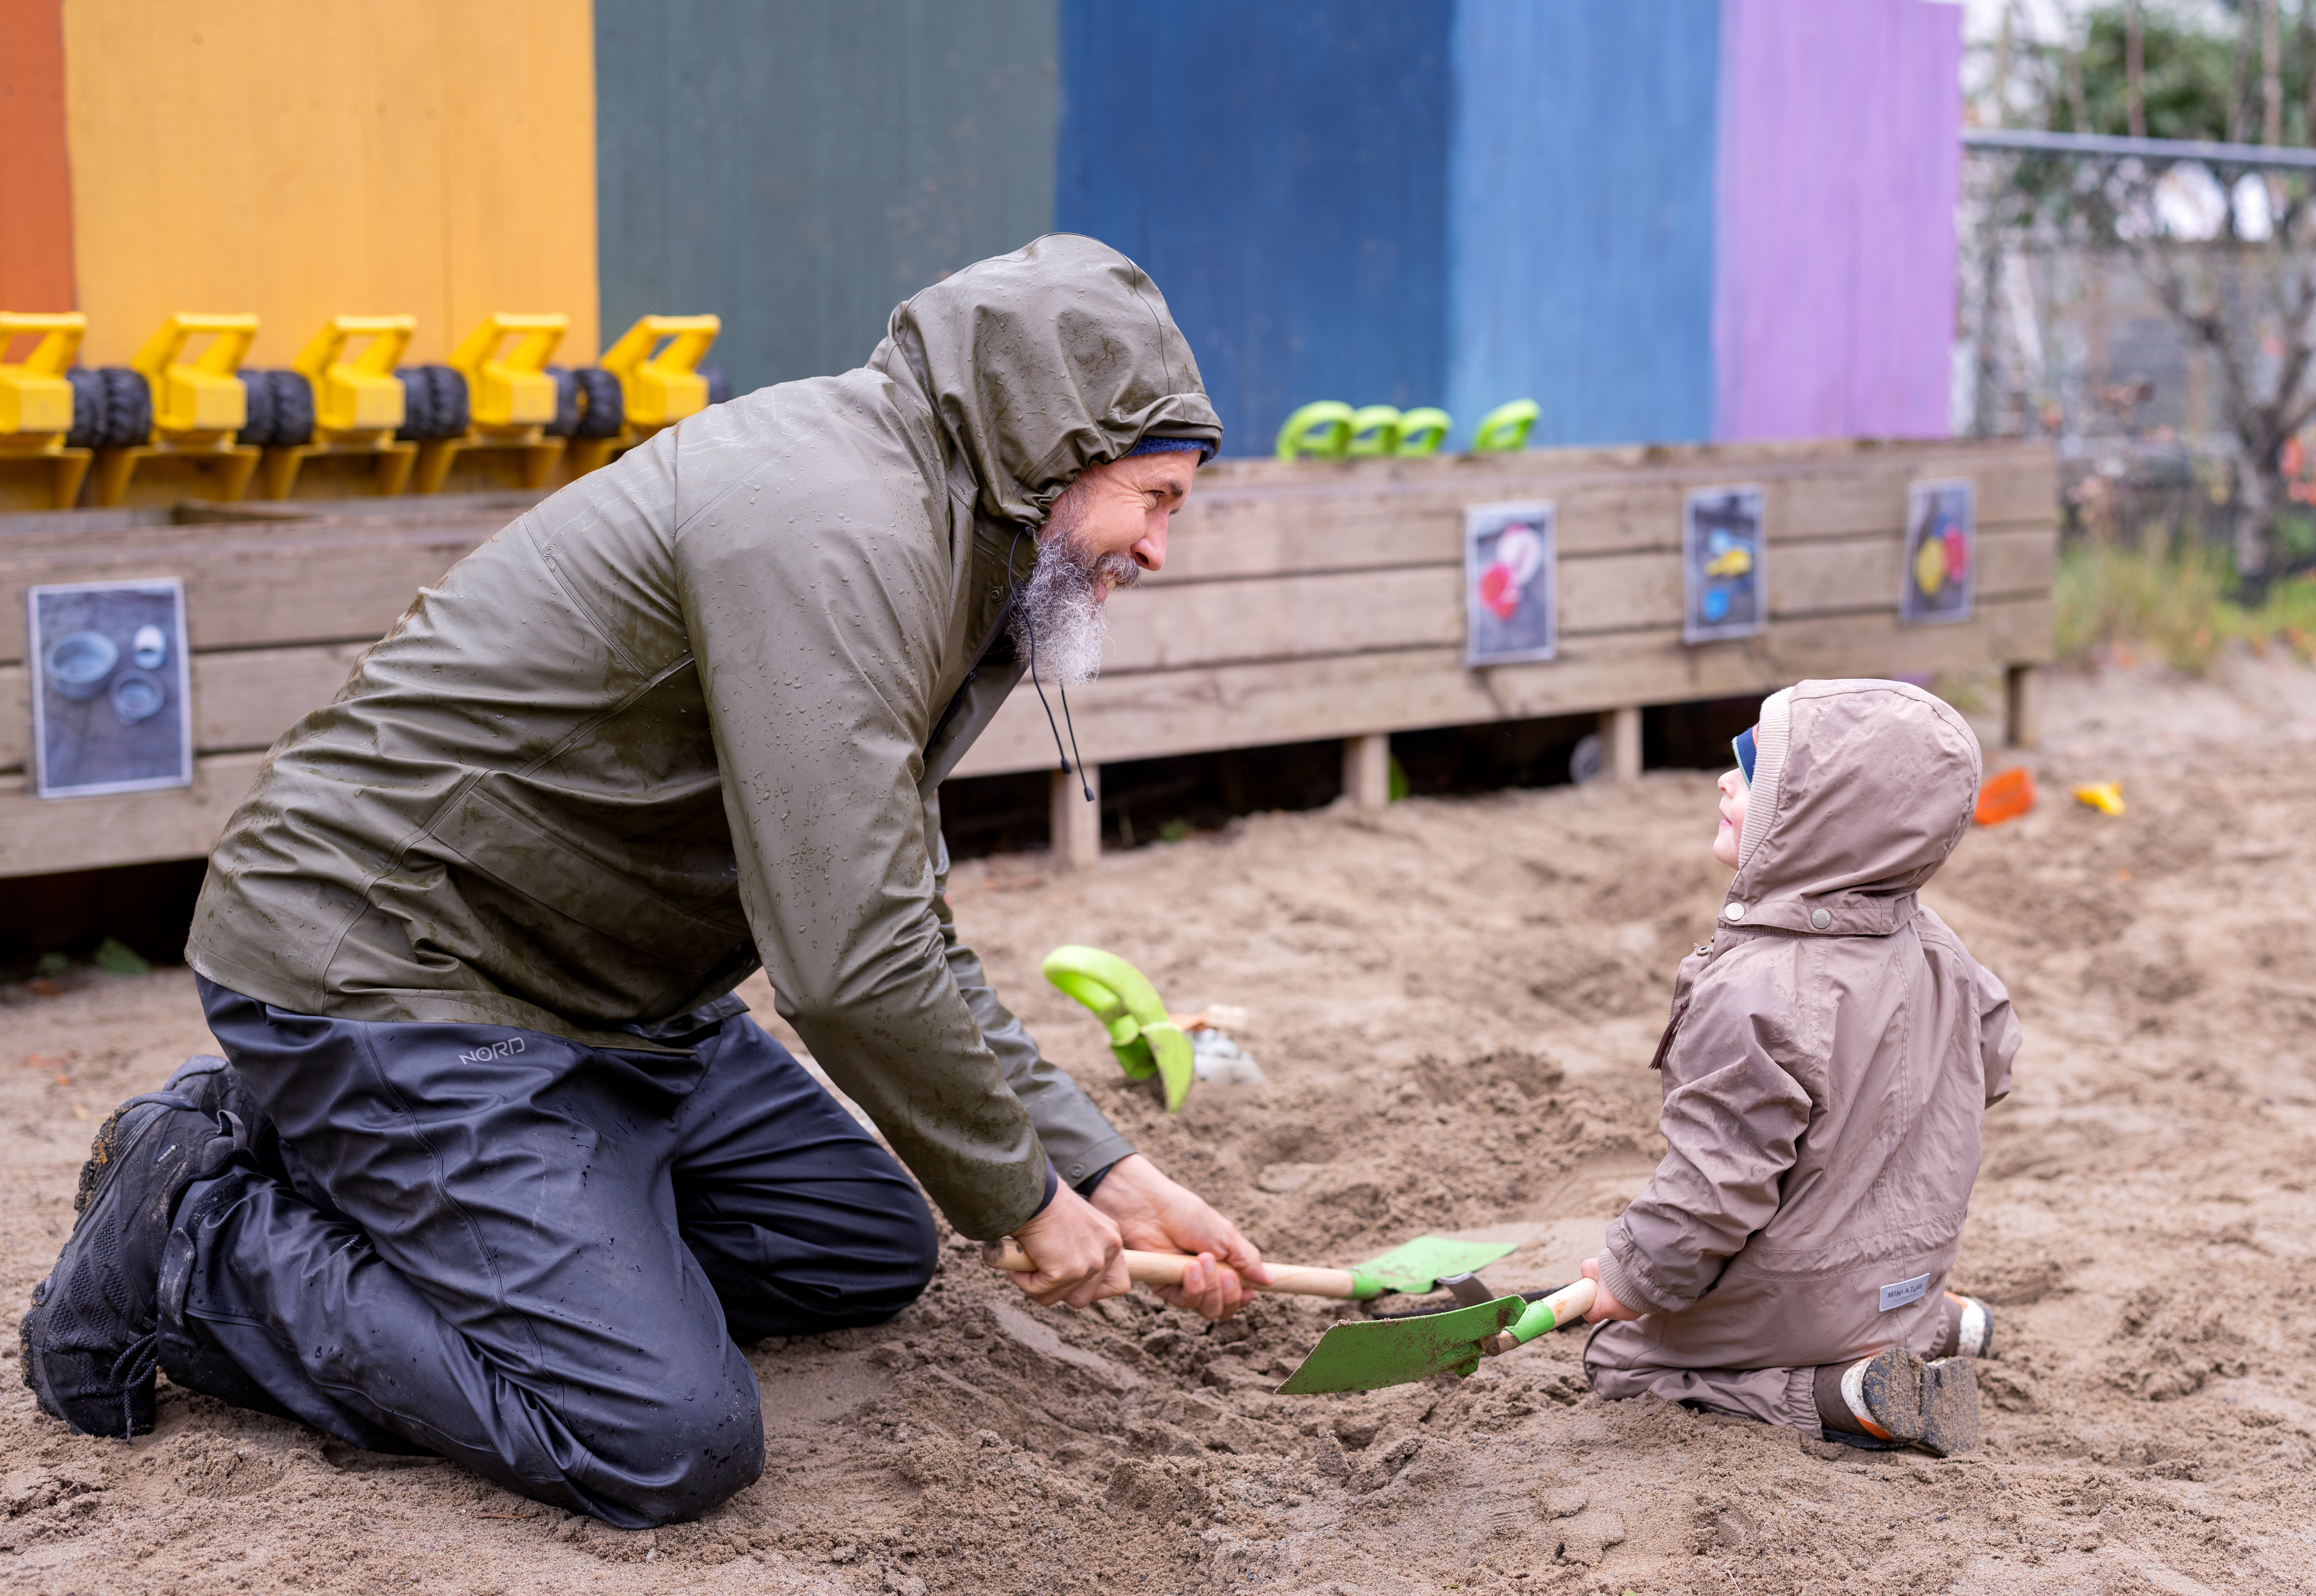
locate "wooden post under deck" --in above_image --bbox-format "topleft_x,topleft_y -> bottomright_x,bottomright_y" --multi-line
1342,732 -> 1391,811
1603,704 -> 1643,781
2004,663 -> 2041,750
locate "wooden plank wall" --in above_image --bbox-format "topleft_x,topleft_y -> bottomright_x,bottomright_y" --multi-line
948,437 -> 2056,777
0,438 -> 2055,878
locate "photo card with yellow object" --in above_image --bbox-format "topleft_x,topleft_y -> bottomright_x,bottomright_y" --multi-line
1901,479 -> 1976,626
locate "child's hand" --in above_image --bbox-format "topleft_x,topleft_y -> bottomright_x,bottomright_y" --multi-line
1579,1257 -> 1642,1322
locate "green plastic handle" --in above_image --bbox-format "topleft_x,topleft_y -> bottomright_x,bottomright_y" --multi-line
1274,400 -> 1354,460
1145,1021 -> 1194,1113
1042,945 -> 1194,1111
1345,404 -> 1401,457
1505,1295 -> 1565,1345
1394,407 -> 1451,456
1471,398 -> 1539,454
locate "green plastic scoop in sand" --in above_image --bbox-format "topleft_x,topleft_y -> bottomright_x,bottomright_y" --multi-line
1043,945 -> 1198,1112
1274,1278 -> 1597,1394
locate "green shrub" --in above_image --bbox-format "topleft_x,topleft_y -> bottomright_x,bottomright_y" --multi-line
2055,543 -> 2316,672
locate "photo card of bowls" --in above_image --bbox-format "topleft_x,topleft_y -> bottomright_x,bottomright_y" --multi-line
1901,479 -> 1975,626
1682,485 -> 1768,645
27,579 -> 192,799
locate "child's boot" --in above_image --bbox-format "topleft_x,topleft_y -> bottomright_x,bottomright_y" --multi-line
1934,1291 -> 1995,1359
1813,1348 -> 1980,1457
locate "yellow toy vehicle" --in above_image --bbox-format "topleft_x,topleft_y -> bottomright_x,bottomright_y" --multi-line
0,312 -> 93,510
86,313 -> 261,505
248,316 -> 421,499
409,313 -> 569,493
566,314 -> 722,475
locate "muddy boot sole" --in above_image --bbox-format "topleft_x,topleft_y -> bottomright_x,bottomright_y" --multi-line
1917,1357 -> 1981,1457
1853,1347 -> 1926,1442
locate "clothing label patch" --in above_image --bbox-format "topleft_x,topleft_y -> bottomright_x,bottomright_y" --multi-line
1878,1273 -> 1932,1312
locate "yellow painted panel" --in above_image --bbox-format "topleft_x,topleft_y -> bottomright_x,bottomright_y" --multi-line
61,0 -> 597,368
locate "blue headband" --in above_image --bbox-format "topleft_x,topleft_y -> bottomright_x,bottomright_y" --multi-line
1733,725 -> 1758,784
1126,435 -> 1212,463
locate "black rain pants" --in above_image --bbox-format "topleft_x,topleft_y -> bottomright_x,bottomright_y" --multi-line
159,979 -> 938,1527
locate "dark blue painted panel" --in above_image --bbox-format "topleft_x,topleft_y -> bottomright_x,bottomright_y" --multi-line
1447,3 -> 1720,448
1057,2 -> 1453,457
595,1 -> 1059,396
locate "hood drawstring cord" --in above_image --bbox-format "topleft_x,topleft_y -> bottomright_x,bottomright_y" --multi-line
1008,525 -> 1095,803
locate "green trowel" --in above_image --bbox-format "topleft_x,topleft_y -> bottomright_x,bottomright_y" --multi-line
1275,1278 -> 1597,1394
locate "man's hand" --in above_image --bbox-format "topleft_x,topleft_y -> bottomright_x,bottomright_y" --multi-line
1004,1183 -> 1129,1310
1089,1154 -> 1270,1320
1579,1257 -> 1642,1323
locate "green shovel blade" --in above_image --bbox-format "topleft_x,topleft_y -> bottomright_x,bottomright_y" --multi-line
1354,1235 -> 1522,1295
1275,1295 -> 1524,1395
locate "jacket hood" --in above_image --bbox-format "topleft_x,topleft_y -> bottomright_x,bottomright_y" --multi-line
868,233 -> 1224,528
1724,678 -> 1981,938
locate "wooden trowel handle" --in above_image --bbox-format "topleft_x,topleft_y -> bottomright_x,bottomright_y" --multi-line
980,1240 -> 1364,1299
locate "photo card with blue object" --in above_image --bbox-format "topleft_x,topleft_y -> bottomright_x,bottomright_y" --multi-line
1682,485 -> 1767,644
27,579 -> 193,799
1464,500 -> 1557,666
1901,479 -> 1975,626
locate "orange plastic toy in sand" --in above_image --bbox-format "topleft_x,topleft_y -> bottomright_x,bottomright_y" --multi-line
1974,767 -> 2036,827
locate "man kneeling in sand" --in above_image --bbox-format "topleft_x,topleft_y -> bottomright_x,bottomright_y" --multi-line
1579,680 -> 2017,1455
21,237 -> 1268,1525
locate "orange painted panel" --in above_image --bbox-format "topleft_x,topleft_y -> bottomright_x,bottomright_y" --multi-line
0,0 -> 76,312
60,0 -> 597,367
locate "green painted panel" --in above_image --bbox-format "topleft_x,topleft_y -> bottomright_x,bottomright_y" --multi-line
595,0 -> 1058,395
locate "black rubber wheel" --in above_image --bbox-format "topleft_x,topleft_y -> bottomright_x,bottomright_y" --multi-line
393,367 -> 434,442
421,364 -> 468,438
572,367 -> 623,438
541,365 -> 581,437
237,370 -> 278,447
97,367 -> 151,449
64,368 -> 106,450
699,363 -> 731,407
269,370 -> 314,447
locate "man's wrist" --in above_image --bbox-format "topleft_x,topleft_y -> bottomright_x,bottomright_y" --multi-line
1027,1161 -> 1060,1220
1072,1159 -> 1121,1201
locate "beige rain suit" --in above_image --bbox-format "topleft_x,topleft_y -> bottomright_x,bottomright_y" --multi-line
186,235 -> 1222,1242
1586,679 -> 2020,1431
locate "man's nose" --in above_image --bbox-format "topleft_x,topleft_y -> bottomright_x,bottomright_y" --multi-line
1132,521 -> 1168,572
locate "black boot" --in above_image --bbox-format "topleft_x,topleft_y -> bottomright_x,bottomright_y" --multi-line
19,1070 -> 244,1439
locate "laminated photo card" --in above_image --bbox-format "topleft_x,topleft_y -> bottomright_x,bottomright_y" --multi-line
1464,500 -> 1557,666
1682,486 -> 1767,644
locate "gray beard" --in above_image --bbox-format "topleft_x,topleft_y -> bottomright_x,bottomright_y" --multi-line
1010,512 -> 1138,686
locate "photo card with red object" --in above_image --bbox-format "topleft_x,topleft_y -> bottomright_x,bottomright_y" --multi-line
1463,499 -> 1557,666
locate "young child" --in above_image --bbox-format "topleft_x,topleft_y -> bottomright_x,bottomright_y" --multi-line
1578,678 -> 2018,1456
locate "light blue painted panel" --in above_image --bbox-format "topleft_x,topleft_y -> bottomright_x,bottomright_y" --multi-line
1057,2 -> 1453,457
595,1 -> 1059,396
1448,3 -> 1721,448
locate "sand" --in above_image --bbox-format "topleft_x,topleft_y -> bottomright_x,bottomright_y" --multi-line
4,655 -> 2315,1595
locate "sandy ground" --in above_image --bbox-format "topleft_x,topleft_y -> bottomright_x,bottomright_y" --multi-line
4,656 -> 2316,1595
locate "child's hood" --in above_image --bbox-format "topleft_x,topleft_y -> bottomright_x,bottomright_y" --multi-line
1721,678 -> 1981,939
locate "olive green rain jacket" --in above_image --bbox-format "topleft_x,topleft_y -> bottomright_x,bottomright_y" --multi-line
186,235 -> 1223,1240
1586,679 -> 2020,1379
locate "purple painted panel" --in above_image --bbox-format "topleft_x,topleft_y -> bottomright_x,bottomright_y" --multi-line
1713,0 -> 1960,441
